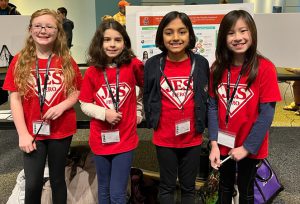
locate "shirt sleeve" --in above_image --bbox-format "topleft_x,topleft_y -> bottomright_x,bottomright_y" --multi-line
259,60 -> 281,103
208,96 -> 219,141
80,101 -> 106,121
133,58 -> 144,88
243,102 -> 275,154
3,55 -> 18,92
78,67 -> 95,103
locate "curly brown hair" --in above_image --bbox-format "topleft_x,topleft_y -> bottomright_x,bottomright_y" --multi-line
14,8 -> 76,96
87,19 -> 135,69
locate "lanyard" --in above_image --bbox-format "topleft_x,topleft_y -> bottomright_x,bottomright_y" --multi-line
35,54 -> 52,115
225,63 -> 246,126
103,67 -> 120,112
159,56 -> 195,109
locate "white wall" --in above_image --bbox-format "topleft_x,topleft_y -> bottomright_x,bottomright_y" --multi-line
9,0 -> 96,64
254,13 -> 300,67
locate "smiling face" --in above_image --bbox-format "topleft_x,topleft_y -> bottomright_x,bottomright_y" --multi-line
30,14 -> 58,51
226,17 -> 252,64
163,17 -> 189,61
102,28 -> 125,63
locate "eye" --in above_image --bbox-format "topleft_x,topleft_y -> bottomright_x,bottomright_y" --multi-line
114,37 -> 123,42
33,24 -> 42,29
241,29 -> 248,33
103,38 -> 110,42
164,31 -> 172,36
46,25 -> 54,29
179,30 -> 187,35
227,31 -> 234,35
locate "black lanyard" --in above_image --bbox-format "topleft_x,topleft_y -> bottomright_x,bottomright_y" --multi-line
35,54 -> 52,115
225,63 -> 246,126
159,56 -> 195,109
103,67 -> 120,112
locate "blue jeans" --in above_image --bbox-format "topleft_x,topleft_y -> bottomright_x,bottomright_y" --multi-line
94,150 -> 133,204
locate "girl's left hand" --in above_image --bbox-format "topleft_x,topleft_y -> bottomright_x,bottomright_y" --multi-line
43,104 -> 65,120
229,146 -> 249,162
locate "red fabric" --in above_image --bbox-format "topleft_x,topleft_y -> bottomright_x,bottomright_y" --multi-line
209,58 -> 281,159
3,54 -> 82,140
79,58 -> 144,155
153,58 -> 203,148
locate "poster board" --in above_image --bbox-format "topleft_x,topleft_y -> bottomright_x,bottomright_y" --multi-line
126,3 -> 254,66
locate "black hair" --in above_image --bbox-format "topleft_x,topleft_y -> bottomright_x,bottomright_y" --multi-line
57,7 -> 67,17
87,19 -> 135,68
212,10 -> 261,96
155,11 -> 196,53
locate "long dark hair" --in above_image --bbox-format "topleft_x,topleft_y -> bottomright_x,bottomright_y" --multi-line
87,19 -> 135,68
155,11 -> 196,53
212,10 -> 262,96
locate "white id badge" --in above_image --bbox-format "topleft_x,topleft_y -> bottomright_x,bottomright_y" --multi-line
101,129 -> 120,144
217,130 -> 236,148
175,119 -> 191,136
33,120 -> 50,136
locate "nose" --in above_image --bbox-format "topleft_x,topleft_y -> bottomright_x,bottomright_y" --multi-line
173,33 -> 180,41
109,40 -> 116,47
234,32 -> 243,41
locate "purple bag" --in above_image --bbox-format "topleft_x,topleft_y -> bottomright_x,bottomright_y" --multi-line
254,159 -> 284,204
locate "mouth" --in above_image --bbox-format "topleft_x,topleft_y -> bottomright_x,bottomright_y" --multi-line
233,42 -> 245,46
169,42 -> 183,48
106,50 -> 119,55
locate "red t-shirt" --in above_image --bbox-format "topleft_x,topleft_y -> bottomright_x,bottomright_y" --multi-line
3,54 -> 82,140
79,58 -> 144,155
209,58 -> 281,159
153,58 -> 203,148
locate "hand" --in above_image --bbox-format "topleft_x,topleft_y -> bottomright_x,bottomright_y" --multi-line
43,104 -> 65,120
228,146 -> 249,162
105,109 -> 122,126
137,116 -> 143,125
209,142 -> 221,170
19,133 -> 36,153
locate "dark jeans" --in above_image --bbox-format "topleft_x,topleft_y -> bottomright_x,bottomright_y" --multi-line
218,156 -> 260,204
23,136 -> 72,204
156,145 -> 201,204
93,150 -> 133,204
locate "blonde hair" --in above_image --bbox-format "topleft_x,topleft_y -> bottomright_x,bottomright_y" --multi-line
14,8 -> 76,96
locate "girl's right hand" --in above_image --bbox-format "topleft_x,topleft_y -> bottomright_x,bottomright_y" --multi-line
105,109 -> 122,126
209,141 -> 221,170
19,133 -> 36,153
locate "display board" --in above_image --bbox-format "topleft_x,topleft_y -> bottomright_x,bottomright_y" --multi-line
127,3 -> 300,68
127,3 -> 254,66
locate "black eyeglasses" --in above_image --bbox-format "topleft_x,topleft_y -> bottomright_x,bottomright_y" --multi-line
31,24 -> 57,32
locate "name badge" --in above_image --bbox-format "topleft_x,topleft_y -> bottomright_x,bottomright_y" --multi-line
101,129 -> 120,144
33,120 -> 50,136
217,130 -> 236,148
175,119 -> 190,136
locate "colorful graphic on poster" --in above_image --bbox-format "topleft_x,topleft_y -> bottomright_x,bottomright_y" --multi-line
136,13 -> 224,66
